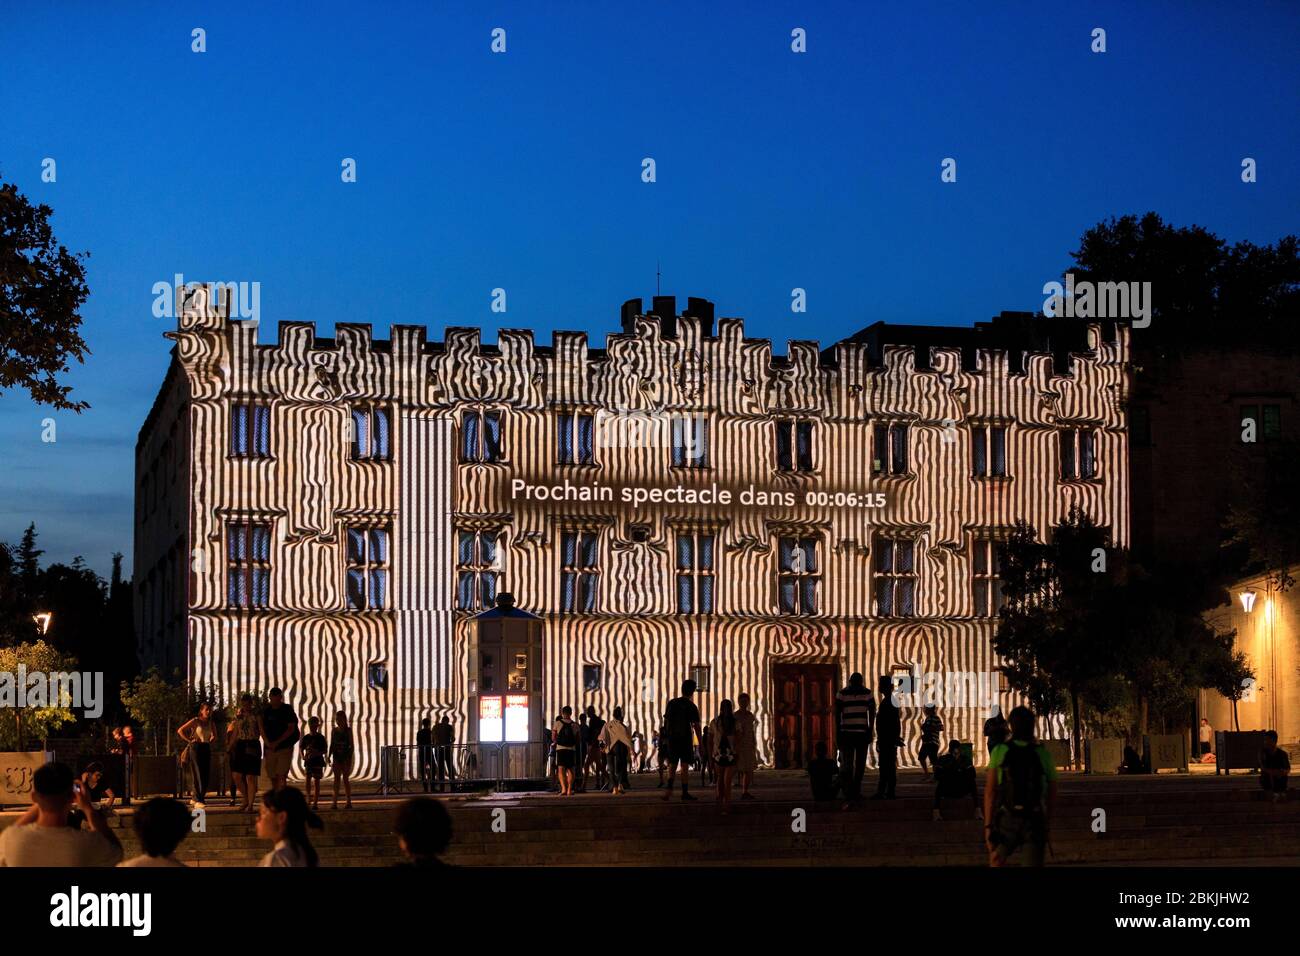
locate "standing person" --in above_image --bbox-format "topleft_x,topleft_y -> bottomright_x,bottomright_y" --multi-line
434,716 -> 456,792
416,718 -> 435,793
662,680 -> 702,802
600,706 -> 633,795
257,786 -> 323,867
261,687 -> 300,793
546,716 -> 560,791
984,705 -> 1058,867
110,727 -> 125,754
983,707 -> 1009,761
584,706 -> 607,791
1199,718 -> 1214,759
329,711 -> 354,810
552,707 -> 579,796
576,712 -> 590,792
709,699 -> 740,814
119,797 -> 193,867
300,717 -> 328,811
918,705 -> 943,775
872,676 -> 902,800
227,693 -> 263,813
1260,730 -> 1290,801
0,763 -> 123,867
699,723 -> 714,788
177,701 -> 216,809
835,672 -> 876,809
653,722 -> 669,788
734,693 -> 759,800
121,725 -> 138,806
631,731 -> 646,774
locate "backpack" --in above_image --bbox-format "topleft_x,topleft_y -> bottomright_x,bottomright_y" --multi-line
556,720 -> 576,747
999,742 -> 1045,816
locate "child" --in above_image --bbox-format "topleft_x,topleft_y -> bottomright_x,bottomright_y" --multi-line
300,717 -> 328,810
919,705 -> 943,775
807,741 -> 839,801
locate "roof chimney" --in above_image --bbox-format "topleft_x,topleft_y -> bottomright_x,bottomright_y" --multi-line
620,298 -> 642,335
651,295 -> 677,339
685,297 -> 715,337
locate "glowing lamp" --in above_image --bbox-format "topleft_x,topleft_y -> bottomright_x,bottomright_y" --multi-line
32,612 -> 52,635
1239,590 -> 1257,614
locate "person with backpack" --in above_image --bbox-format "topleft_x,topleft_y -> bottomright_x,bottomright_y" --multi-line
872,676 -> 902,800
552,707 -> 579,796
709,699 -> 740,814
983,705 -> 1058,867
662,680 -> 702,802
835,672 -> 875,808
932,740 -> 980,821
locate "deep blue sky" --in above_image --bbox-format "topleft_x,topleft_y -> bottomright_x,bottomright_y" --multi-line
1,1 -> 1297,578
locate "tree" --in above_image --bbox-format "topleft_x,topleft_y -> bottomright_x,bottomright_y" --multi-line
120,668 -> 190,755
993,508 -> 1121,768
1206,648 -> 1255,733
1068,212 -> 1300,350
16,522 -> 42,592
1224,438 -> 1300,594
0,178 -> 91,410
0,640 -> 79,750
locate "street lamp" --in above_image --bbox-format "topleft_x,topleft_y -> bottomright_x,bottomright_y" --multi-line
32,611 -> 52,635
1239,590 -> 1257,614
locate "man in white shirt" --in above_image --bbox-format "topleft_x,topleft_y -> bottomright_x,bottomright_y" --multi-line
0,762 -> 123,867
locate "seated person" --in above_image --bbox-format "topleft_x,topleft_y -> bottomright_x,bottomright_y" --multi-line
68,762 -> 117,828
1119,743 -> 1146,774
1260,730 -> 1290,800
932,740 -> 980,821
807,741 -> 839,802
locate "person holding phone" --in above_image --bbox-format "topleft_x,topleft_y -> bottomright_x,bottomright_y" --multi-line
0,763 -> 123,867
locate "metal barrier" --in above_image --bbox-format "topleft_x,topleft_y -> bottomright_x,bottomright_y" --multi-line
379,744 -> 496,795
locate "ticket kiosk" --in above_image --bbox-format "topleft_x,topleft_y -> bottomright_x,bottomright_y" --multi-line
469,593 -> 545,783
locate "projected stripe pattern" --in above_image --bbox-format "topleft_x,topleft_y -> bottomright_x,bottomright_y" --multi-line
136,297 -> 1128,775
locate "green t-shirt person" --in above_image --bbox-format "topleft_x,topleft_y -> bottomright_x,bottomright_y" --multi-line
987,739 -> 1058,789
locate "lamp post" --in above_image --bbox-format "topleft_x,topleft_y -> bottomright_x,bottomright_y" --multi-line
32,611 -> 52,635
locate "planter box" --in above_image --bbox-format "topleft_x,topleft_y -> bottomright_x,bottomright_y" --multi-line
1143,734 -> 1188,772
131,754 -> 179,798
1085,738 -> 1124,774
1043,738 -> 1073,769
1,752 -> 54,806
1215,730 -> 1266,775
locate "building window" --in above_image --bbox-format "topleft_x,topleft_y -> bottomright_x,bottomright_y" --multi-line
560,531 -> 599,612
874,535 -> 916,617
690,664 -> 711,693
346,526 -> 389,610
971,425 -> 1007,478
676,533 -> 716,614
557,412 -> 595,465
1241,403 -> 1281,441
872,423 -> 909,475
462,410 -> 503,462
367,662 -> 389,691
671,416 -> 709,468
775,420 -> 815,472
777,536 -> 820,615
226,522 -> 271,608
350,405 -> 392,461
231,403 -> 270,458
1058,428 -> 1097,480
457,531 -> 502,611
972,537 -> 1005,617
583,664 -> 602,692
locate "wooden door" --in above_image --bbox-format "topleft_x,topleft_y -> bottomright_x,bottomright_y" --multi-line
771,662 -> 838,768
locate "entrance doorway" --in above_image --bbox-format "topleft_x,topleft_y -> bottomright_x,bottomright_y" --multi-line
771,662 -> 838,769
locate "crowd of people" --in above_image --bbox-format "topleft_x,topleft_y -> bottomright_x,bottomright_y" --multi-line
0,759 -> 454,869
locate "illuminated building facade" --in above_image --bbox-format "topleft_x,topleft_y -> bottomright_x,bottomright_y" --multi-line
135,290 -> 1130,775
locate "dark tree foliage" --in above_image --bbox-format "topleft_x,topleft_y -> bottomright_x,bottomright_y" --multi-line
0,178 -> 91,410
1068,212 -> 1300,350
1224,437 -> 1300,592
